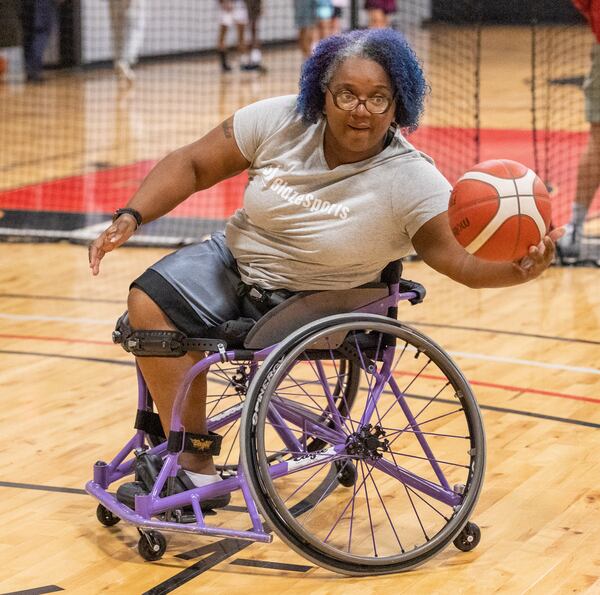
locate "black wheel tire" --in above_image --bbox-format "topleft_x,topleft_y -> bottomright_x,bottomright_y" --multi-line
453,522 -> 481,552
335,460 -> 357,487
138,530 -> 167,561
96,504 -> 120,527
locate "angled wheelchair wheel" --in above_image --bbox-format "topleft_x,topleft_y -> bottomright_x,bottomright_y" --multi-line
145,356 -> 359,473
206,357 -> 359,472
241,313 -> 486,576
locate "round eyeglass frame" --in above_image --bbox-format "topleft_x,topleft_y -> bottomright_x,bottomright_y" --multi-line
326,86 -> 394,115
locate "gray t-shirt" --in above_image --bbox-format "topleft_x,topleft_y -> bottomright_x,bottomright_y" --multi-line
226,95 -> 451,291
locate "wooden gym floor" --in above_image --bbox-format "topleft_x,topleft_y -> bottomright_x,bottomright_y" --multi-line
0,25 -> 599,594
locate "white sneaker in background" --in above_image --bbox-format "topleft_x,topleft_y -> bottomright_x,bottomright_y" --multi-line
115,60 -> 135,83
250,48 -> 262,64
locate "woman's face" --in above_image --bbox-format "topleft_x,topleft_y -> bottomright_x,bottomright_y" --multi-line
324,57 -> 396,158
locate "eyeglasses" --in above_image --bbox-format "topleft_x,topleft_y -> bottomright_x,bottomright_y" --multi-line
326,86 -> 393,115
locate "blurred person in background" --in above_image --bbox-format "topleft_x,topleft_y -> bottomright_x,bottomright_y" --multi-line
330,0 -> 348,34
557,0 -> 600,259
244,0 -> 265,71
19,0 -> 62,83
294,0 -> 316,59
0,0 -> 21,80
315,0 -> 334,39
218,0 -> 249,72
108,0 -> 147,83
365,0 -> 396,28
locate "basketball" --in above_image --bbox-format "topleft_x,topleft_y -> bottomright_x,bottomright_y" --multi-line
448,159 -> 552,261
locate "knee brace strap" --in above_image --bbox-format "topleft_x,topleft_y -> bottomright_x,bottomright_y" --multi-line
167,430 -> 222,455
134,409 -> 166,439
112,312 -> 227,357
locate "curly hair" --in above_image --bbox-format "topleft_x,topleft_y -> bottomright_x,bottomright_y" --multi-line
296,29 -> 428,132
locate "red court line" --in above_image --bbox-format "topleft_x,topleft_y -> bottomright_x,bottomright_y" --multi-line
391,370 -> 600,405
321,359 -> 599,405
0,333 -> 112,346
4,333 -> 597,405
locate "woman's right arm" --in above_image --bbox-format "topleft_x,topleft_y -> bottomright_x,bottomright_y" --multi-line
89,116 -> 250,275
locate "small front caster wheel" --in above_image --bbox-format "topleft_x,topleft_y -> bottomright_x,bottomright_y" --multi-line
453,521 -> 481,552
96,504 -> 120,527
335,460 -> 357,487
138,530 -> 167,561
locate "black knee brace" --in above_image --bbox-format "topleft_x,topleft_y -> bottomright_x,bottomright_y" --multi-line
112,312 -> 226,357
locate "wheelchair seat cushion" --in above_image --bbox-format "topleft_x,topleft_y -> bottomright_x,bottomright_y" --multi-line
243,285 -> 390,349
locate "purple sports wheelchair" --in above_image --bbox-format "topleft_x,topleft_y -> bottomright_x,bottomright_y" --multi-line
86,261 -> 484,575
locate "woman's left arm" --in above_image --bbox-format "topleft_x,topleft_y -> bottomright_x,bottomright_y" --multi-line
411,212 -> 564,289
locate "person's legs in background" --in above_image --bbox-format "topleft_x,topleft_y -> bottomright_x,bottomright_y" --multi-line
110,0 -> 146,83
21,0 -> 57,82
218,0 -> 233,72
558,43 -> 600,258
315,0 -> 334,41
294,0 -> 316,59
368,8 -> 386,28
234,1 -> 249,70
244,0 -> 265,71
330,3 -> 344,35
365,0 -> 396,28
121,0 -> 146,71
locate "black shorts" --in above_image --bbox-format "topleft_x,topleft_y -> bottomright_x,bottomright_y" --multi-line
132,232 -> 246,336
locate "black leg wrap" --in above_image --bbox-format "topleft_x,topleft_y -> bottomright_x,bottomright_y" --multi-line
167,430 -> 223,455
134,410 -> 166,440
112,311 -> 227,356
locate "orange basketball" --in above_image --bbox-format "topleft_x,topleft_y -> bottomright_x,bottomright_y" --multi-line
448,159 -> 552,262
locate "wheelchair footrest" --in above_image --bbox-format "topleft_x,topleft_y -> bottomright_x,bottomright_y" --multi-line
116,452 -> 230,518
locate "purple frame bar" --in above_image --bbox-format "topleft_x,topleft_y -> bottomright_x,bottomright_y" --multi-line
388,375 -> 452,491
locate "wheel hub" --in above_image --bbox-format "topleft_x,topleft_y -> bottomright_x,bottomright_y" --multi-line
345,424 -> 390,459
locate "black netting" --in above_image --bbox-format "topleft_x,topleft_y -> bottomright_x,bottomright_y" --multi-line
0,0 -> 480,247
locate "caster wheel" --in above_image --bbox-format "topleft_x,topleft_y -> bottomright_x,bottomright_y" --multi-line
96,504 -> 120,527
453,521 -> 481,552
138,530 -> 167,561
335,460 -> 357,487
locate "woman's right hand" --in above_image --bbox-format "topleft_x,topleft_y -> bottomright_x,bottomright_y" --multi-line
88,214 -> 138,275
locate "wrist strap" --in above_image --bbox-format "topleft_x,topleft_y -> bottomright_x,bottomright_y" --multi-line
113,208 -> 143,229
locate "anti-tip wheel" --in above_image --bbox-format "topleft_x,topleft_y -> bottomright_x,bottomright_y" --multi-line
453,521 -> 481,552
138,530 -> 167,561
96,504 -> 120,527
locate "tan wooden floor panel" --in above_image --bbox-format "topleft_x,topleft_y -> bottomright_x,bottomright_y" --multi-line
0,184 -> 598,593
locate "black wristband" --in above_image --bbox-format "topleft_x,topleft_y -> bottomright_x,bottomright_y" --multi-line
113,208 -> 143,229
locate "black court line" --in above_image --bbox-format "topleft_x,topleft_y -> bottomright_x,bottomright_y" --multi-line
152,469 -> 334,593
146,539 -> 256,595
403,320 -> 600,346
0,481 -> 87,495
230,558 -> 311,573
1,586 -> 64,595
405,393 -> 600,429
0,293 -> 123,304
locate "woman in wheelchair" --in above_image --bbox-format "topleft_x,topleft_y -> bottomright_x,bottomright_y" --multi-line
87,29 -> 561,569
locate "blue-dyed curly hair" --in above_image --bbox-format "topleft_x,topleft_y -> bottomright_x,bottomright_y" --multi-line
296,29 -> 428,132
